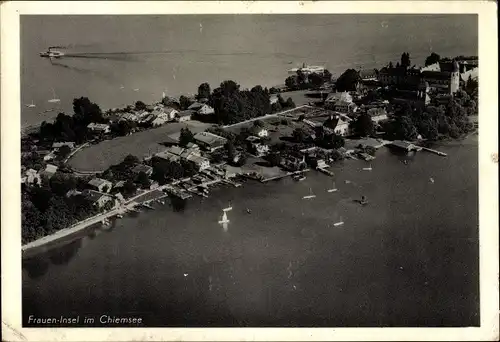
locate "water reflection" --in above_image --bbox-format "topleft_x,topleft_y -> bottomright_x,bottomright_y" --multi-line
170,197 -> 187,212
48,239 -> 82,266
22,255 -> 50,279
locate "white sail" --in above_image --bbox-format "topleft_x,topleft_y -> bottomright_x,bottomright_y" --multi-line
25,100 -> 36,108
303,187 -> 316,199
219,210 -> 229,224
48,88 -> 60,103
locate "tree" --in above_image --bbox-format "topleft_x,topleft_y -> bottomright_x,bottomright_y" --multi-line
179,95 -> 192,110
135,101 -> 147,111
136,171 -> 151,189
401,52 -> 411,69
57,145 -> 72,159
123,180 -> 137,196
226,140 -> 236,161
285,97 -> 296,109
253,120 -> 264,127
179,128 -> 194,147
335,69 -> 361,92
267,152 -> 282,167
197,83 -> 211,100
425,52 -> 441,66
123,154 -> 140,166
285,75 -> 299,91
292,127 -> 307,143
350,113 -> 375,137
73,97 -> 103,124
308,73 -> 325,89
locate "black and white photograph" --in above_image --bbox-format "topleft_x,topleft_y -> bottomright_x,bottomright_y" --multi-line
1,1 -> 498,341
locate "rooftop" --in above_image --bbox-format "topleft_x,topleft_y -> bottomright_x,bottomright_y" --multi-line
194,131 -> 228,147
131,164 -> 153,174
88,177 -> 112,187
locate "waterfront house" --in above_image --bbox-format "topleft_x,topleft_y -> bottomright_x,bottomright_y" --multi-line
186,142 -> 200,151
88,177 -> 113,193
186,154 -> 210,171
389,140 -> 420,152
188,102 -> 215,115
87,123 -> 111,134
246,136 -> 269,157
176,110 -> 193,122
193,131 -> 228,152
163,107 -> 179,121
52,142 -> 75,151
155,150 -> 181,163
283,154 -> 307,171
82,189 -> 114,209
131,164 -> 153,177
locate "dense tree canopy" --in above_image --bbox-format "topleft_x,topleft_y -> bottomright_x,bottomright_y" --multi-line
179,127 -> 195,147
350,113 -> 375,137
197,82 -> 211,100
335,69 -> 361,92
425,52 -> 441,66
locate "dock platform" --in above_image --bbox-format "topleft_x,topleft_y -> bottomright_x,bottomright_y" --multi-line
317,167 -> 335,177
419,146 -> 447,157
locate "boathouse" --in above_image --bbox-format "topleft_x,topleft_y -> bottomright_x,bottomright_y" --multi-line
389,140 -> 420,152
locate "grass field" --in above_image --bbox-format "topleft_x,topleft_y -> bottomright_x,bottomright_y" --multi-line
68,121 -> 212,172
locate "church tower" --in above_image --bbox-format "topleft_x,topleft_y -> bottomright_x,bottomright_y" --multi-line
450,60 -> 460,94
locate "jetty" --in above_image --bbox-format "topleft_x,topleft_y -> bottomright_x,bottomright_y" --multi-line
317,167 -> 335,177
220,178 -> 242,187
261,169 -> 310,183
418,146 -> 447,157
164,186 -> 192,200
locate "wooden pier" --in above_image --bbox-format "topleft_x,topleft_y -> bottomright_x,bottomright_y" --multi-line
164,186 -> 192,200
418,146 -> 447,157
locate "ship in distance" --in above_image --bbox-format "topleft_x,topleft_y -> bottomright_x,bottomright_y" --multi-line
39,47 -> 65,58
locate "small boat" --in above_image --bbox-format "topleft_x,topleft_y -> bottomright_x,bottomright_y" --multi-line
223,203 -> 232,212
429,177 -> 435,183
403,160 -> 408,165
327,181 -> 338,193
218,210 -> 230,224
333,217 -> 344,227
25,100 -> 36,108
116,214 -> 124,219
133,88 -> 140,92
362,164 -> 373,171
119,85 -> 125,89
158,200 -> 165,205
246,208 -> 251,214
358,196 -> 368,205
303,187 -> 316,199
293,174 -> 306,181
48,88 -> 60,103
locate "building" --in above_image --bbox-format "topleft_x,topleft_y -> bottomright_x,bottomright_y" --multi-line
52,142 -> 75,151
283,154 -> 307,171
88,177 -> 113,193
269,95 -> 279,105
193,131 -> 228,152
246,136 -> 269,157
185,154 -> 210,171
40,164 -> 58,180
377,66 -> 421,89
87,123 -> 111,134
163,107 -> 179,120
391,81 -> 430,107
22,169 -> 41,185
82,189 -> 114,209
324,92 -> 357,113
367,108 -> 388,124
188,102 -> 215,115
358,69 -> 378,81
333,116 -> 351,136
176,110 -> 193,122
43,152 -> 56,161
65,189 -> 82,198
131,164 -> 153,176
120,113 -> 139,122
421,63 -> 460,95
288,64 -> 326,75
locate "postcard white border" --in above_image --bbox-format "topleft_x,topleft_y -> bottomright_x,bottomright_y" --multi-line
1,1 -> 498,341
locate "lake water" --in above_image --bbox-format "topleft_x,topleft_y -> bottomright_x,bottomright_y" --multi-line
23,136 -> 479,327
21,14 -> 477,127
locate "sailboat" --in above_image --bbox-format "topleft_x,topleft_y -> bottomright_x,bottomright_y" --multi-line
333,217 -> 344,227
119,85 -> 125,89
48,88 -> 60,103
218,210 -> 230,224
302,187 -> 316,199
327,181 -> 338,193
223,202 -> 232,212
133,88 -> 140,92
362,163 -> 373,171
25,100 -> 36,108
